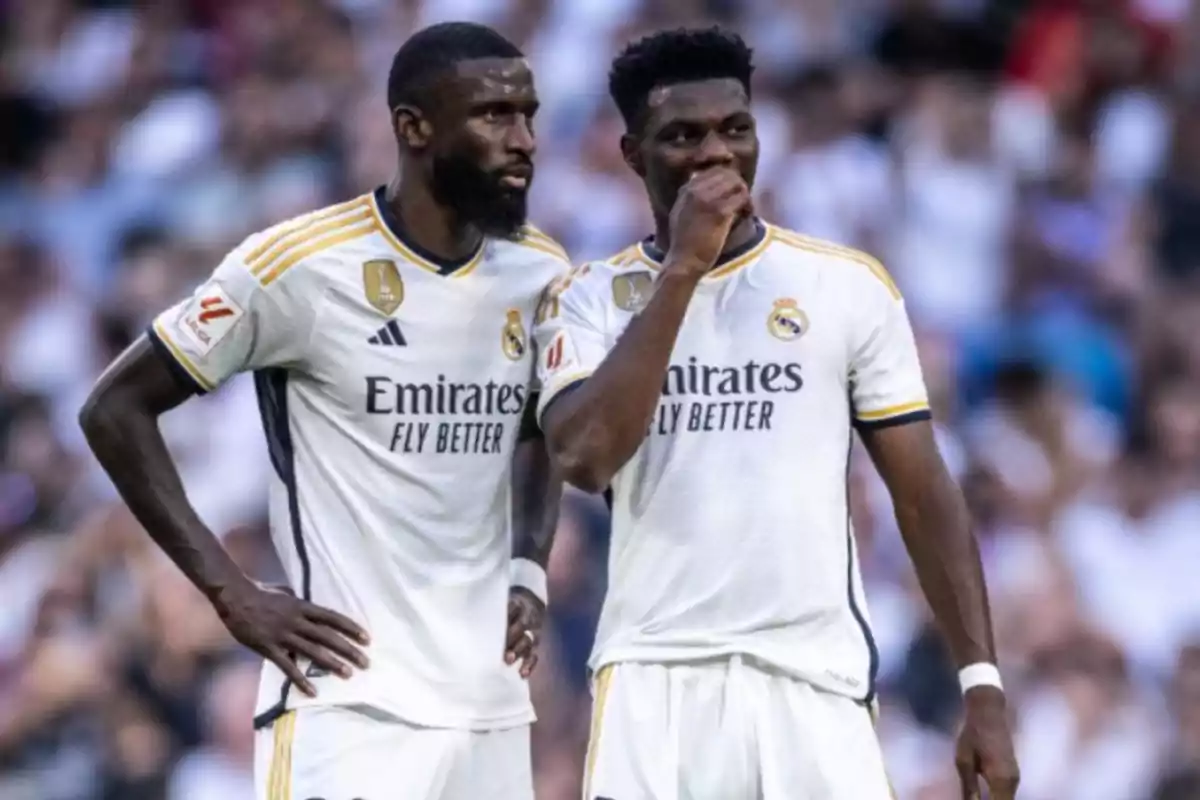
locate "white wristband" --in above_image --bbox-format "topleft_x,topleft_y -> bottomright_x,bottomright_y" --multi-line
510,558 -> 548,605
959,662 -> 1003,694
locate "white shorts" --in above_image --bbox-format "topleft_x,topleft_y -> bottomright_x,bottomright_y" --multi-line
582,656 -> 894,800
255,705 -> 532,800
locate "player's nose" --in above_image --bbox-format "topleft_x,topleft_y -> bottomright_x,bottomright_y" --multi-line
504,114 -> 536,157
692,130 -> 735,169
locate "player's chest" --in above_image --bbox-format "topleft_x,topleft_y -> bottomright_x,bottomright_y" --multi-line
615,272 -> 849,378
309,258 -> 544,383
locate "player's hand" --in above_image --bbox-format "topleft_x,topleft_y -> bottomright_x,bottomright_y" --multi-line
504,587 -> 545,679
955,686 -> 1020,800
214,580 -> 370,698
665,167 -> 753,278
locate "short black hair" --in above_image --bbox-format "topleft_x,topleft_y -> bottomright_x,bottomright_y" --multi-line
608,26 -> 754,130
387,22 -> 523,111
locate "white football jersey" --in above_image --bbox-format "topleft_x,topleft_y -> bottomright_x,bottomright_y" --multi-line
533,221 -> 930,704
150,189 -> 570,730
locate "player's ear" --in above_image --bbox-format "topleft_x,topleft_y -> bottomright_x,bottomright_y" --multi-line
393,105 -> 433,151
620,133 -> 645,177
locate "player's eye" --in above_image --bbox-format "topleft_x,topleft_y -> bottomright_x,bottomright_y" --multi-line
479,103 -> 514,123
661,126 -> 700,145
724,118 -> 754,136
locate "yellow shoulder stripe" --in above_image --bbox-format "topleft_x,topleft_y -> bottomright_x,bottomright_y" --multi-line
770,227 -> 901,300
609,245 -> 641,266
522,223 -> 555,242
249,202 -> 372,278
259,221 -> 378,286
517,227 -> 569,260
245,197 -> 368,266
518,235 -> 570,261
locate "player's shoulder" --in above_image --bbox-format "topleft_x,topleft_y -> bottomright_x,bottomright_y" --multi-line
230,193 -> 380,289
494,224 -> 572,273
764,223 -> 901,300
563,241 -> 655,285
565,242 -> 654,290
536,242 -> 656,322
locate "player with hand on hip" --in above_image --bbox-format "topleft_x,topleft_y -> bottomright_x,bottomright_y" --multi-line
533,26 -> 1019,800
80,21 -> 568,800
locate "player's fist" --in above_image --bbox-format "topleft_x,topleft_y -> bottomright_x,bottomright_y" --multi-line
505,587 -> 545,679
213,580 -> 370,698
955,686 -> 1020,800
664,167 -> 753,277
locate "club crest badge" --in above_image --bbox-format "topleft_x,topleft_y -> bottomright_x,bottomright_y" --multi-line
767,297 -> 808,341
502,309 -> 527,360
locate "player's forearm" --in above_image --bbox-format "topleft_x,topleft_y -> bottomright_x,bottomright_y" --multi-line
544,268 -> 700,492
80,384 -> 248,605
510,436 -> 562,568
894,464 -> 996,667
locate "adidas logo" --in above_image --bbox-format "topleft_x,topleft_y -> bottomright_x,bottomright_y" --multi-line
368,319 -> 406,346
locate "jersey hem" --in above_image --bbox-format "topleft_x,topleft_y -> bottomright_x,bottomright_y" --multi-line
589,647 -> 870,700
146,323 -> 213,395
255,696 -> 537,732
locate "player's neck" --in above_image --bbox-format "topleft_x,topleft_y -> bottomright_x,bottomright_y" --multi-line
650,214 -> 761,269
385,175 -> 483,263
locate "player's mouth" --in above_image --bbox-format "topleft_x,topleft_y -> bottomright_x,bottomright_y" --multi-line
498,164 -> 533,190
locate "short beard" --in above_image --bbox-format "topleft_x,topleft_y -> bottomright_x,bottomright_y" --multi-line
430,154 -> 529,238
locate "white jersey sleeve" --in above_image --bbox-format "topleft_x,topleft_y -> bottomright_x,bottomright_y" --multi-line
149,238 -> 312,393
847,267 -> 931,428
532,265 -> 611,421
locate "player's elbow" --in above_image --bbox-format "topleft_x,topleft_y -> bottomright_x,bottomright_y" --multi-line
78,386 -> 125,448
78,378 -> 149,451
546,432 -> 613,494
557,456 -> 611,494
542,400 -> 617,493
78,387 -> 109,437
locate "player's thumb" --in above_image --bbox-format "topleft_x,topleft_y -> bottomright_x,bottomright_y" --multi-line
956,742 -> 980,800
957,761 -> 980,800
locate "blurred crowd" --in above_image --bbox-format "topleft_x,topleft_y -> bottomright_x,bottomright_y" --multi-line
3,0 -> 1200,798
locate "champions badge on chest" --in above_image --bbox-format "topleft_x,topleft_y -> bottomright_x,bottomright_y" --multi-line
612,271 -> 655,313
363,259 -> 404,315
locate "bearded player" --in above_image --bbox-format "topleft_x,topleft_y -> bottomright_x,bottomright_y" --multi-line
533,27 -> 1019,800
80,22 -> 566,800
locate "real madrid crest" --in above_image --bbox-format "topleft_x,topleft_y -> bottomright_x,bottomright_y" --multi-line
502,309 -> 527,360
767,297 -> 808,341
363,259 -> 404,315
612,272 -> 655,313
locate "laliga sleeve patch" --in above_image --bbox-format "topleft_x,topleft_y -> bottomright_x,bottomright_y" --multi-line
175,285 -> 244,356
543,329 -> 577,376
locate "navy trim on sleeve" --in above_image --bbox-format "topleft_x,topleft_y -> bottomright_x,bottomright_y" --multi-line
518,392 -> 543,441
145,326 -> 209,396
853,409 -> 932,431
537,379 -> 588,431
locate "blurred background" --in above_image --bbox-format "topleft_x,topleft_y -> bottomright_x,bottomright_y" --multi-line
2,0 -> 1200,797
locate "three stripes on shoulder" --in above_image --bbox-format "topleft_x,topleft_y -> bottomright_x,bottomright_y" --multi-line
245,197 -> 378,287
241,194 -> 569,289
